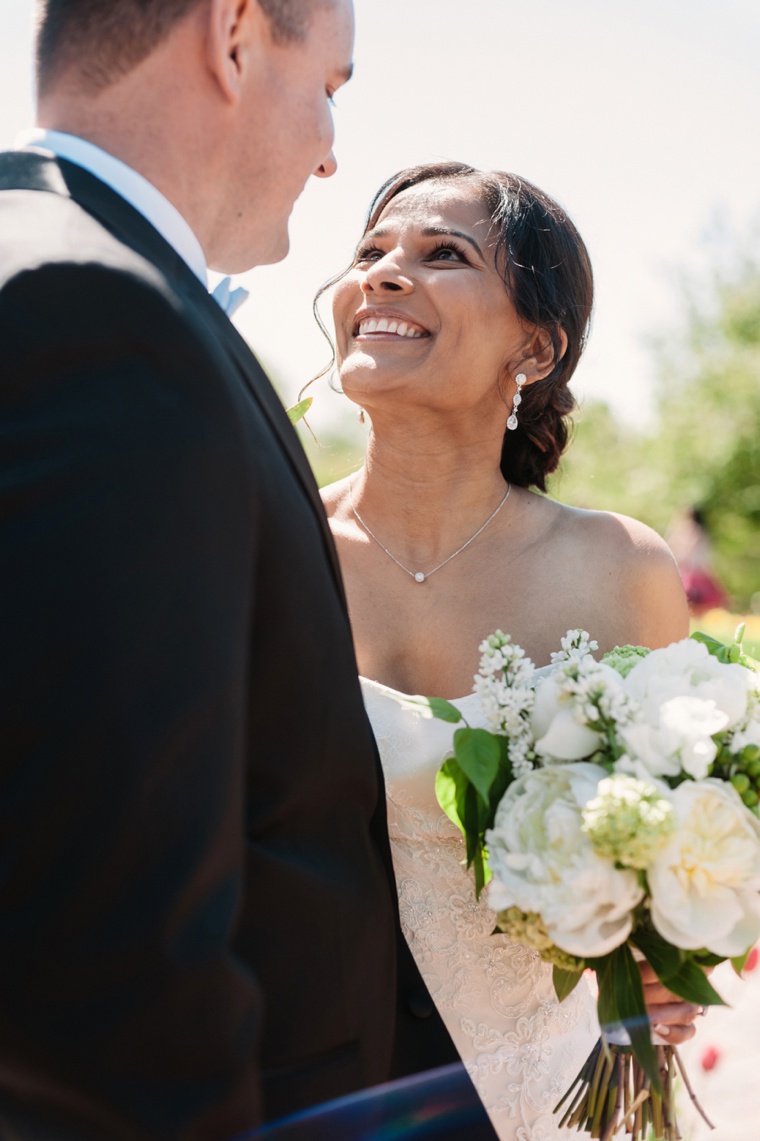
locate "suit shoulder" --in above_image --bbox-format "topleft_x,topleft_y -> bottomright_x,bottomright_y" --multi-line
0,186 -> 167,299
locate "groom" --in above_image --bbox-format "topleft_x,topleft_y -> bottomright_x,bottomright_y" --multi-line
0,2 -> 491,1139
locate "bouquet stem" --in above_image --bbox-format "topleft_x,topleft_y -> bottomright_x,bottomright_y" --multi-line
555,1038 -> 714,1140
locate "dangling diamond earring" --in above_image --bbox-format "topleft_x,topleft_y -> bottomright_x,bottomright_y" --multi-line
507,373 -> 526,431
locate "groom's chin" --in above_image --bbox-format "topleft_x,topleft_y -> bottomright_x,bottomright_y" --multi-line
210,228 -> 290,275
256,229 -> 291,267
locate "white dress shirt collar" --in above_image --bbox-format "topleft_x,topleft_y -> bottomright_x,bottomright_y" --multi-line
15,129 -> 208,287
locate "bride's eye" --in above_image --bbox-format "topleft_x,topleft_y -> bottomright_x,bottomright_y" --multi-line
428,241 -> 469,263
354,245 -> 385,265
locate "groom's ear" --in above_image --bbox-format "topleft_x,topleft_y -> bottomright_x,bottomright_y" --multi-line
521,325 -> 568,383
205,0 -> 268,105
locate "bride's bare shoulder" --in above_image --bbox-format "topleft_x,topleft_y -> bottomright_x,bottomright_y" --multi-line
547,500 -> 689,645
559,503 -> 674,565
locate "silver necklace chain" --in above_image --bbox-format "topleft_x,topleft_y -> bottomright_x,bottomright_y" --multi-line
348,477 -> 511,584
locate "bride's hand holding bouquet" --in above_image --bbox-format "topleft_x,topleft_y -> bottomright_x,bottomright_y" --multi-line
412,624 -> 760,1141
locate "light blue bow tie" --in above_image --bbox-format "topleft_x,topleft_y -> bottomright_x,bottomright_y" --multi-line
211,276 -> 250,318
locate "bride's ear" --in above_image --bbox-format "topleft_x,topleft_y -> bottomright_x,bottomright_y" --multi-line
522,326 -> 568,383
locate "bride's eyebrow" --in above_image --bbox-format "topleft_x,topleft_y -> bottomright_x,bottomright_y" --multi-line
361,225 -> 484,260
422,226 -> 484,259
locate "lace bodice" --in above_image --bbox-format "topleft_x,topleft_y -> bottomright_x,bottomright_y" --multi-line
361,673 -> 599,1140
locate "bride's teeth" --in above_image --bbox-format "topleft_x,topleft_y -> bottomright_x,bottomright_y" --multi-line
357,315 -> 425,338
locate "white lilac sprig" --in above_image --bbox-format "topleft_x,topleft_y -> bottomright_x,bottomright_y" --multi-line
550,628 -> 600,665
531,651 -> 640,766
472,630 -> 535,778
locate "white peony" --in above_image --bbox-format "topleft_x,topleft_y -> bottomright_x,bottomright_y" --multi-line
619,695 -> 729,780
624,639 -> 750,733
486,763 -> 644,958
648,778 -> 760,956
530,663 -> 625,762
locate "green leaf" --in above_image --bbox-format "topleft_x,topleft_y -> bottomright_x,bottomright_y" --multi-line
632,928 -> 728,1006
286,397 -> 312,424
462,783 -> 487,864
690,630 -> 725,652
731,947 -> 752,976
660,959 -> 727,1007
691,629 -> 760,672
630,927 -> 681,981
453,727 -> 501,805
435,759 -> 468,835
484,738 -> 513,830
462,783 -> 489,897
693,951 -> 726,969
553,965 -> 584,1002
427,697 -> 465,724
598,946 -> 660,1092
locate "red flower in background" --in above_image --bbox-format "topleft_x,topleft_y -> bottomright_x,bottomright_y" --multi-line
744,946 -> 759,974
700,1046 -> 720,1073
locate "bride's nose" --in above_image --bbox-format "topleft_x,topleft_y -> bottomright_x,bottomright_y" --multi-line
360,254 -> 414,295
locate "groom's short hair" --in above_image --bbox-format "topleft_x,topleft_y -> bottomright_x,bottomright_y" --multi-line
36,0 -> 326,94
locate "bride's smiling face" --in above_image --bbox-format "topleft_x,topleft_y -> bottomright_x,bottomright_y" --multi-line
333,181 -> 528,415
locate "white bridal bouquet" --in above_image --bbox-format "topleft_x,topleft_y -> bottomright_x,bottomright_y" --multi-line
419,626 -> 760,1141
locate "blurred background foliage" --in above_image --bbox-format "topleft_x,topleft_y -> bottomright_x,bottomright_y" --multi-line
553,218 -> 760,610
292,219 -> 760,611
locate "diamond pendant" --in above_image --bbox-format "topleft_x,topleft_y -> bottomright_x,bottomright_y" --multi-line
414,572 -> 426,583
507,414 -> 518,431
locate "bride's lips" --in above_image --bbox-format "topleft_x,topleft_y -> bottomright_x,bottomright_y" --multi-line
352,309 -> 430,341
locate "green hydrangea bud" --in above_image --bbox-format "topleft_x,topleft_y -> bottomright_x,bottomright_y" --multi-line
732,773 -> 751,794
582,774 -> 674,870
601,644 -> 651,679
495,906 -> 584,973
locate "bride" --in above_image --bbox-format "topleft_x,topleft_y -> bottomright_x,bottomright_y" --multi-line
321,162 -> 700,1138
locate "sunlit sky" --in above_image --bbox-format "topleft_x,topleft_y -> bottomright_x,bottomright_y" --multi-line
2,0 -> 759,443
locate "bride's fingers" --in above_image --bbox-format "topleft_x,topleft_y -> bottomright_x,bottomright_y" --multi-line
642,979 -> 684,1005
651,1021 -> 698,1045
647,1000 -> 702,1026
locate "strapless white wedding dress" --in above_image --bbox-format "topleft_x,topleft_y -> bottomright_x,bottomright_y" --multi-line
361,672 -> 599,1141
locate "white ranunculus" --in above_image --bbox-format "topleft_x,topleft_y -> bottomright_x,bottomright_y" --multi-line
624,639 -> 750,732
619,695 -> 728,780
530,664 -> 623,761
648,778 -> 760,956
486,763 -> 644,958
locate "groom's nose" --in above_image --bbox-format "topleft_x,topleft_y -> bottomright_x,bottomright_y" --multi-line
314,150 -> 337,178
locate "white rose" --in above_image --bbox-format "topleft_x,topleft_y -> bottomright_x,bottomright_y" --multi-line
624,639 -> 750,732
619,695 -> 728,780
486,763 -> 644,958
648,778 -> 760,956
530,664 -> 623,761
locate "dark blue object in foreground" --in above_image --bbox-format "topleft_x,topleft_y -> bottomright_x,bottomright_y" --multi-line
246,1063 -> 497,1141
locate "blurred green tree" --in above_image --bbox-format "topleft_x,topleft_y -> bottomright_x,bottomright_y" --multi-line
551,221 -> 760,610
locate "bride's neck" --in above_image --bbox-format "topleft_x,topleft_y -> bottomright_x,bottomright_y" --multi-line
352,426 -> 509,557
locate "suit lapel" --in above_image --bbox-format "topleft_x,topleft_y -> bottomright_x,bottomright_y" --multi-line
0,152 -> 347,603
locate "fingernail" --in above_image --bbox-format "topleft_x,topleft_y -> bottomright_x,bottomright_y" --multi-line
652,1024 -> 671,1037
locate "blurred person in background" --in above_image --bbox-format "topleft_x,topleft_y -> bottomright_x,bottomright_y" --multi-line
666,506 -> 729,615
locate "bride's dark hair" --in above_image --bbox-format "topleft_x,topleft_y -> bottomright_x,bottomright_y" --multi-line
313,161 -> 594,491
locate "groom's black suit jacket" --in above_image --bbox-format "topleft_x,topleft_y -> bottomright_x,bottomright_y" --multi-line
0,152 -> 470,1141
